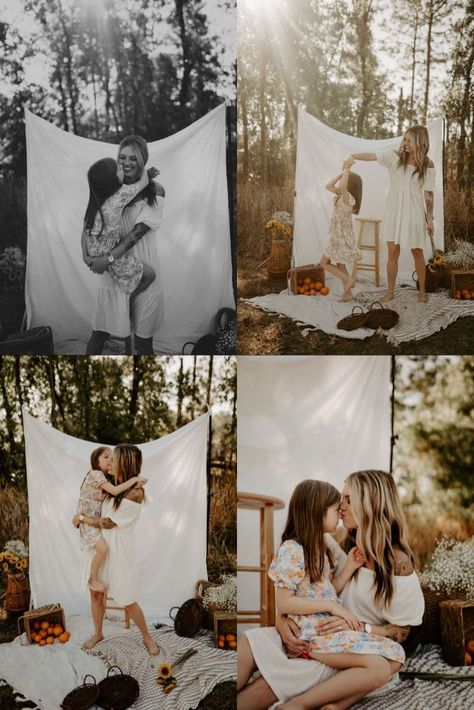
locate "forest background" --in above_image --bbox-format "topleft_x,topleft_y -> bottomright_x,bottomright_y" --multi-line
238,0 -> 474,353
0,0 -> 236,334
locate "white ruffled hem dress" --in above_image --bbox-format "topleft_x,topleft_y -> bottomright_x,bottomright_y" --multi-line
376,150 -> 436,249
80,497 -> 142,606
245,534 -> 425,706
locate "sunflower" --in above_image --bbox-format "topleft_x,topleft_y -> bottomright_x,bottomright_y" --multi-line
434,254 -> 444,265
157,662 -> 173,680
16,561 -> 23,570
2,563 -> 8,572
265,220 -> 274,229
164,680 -> 177,694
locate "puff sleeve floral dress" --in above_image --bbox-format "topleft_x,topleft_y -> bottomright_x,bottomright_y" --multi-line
268,539 -> 405,663
376,151 -> 436,249
324,192 -> 361,265
76,469 -> 107,551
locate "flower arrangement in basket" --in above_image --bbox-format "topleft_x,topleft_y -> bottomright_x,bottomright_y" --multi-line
418,536 -> 474,644
0,539 -> 30,612
265,211 -> 293,240
0,247 -> 26,294
156,649 -> 197,694
200,574 -> 237,615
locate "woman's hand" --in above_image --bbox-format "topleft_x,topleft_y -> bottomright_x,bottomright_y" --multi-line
89,256 -> 109,274
99,517 -> 116,529
343,155 -> 355,169
328,602 -> 361,630
83,254 -> 93,267
275,614 -> 309,655
72,514 -> 80,528
316,616 -> 354,635
135,477 -> 148,488
147,166 -> 160,179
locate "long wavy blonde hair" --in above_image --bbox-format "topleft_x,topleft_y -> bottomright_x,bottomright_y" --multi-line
398,125 -> 430,184
281,479 -> 340,584
346,470 -> 415,605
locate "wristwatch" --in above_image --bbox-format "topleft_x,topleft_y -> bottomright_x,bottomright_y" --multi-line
107,254 -> 115,264
364,622 -> 372,634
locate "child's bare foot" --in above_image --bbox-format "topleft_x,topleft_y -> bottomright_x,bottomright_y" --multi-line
341,277 -> 355,301
418,292 -> 428,303
144,637 -> 160,655
88,578 -> 107,593
82,633 -> 104,650
380,292 -> 395,303
341,289 -> 354,302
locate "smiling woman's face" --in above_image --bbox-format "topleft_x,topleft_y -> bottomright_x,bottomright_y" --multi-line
118,146 -> 142,183
340,482 -> 357,529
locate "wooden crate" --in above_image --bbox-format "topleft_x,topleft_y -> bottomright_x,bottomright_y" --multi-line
288,264 -> 325,294
18,603 -> 66,645
450,270 -> 474,298
213,611 -> 237,651
440,599 -> 474,666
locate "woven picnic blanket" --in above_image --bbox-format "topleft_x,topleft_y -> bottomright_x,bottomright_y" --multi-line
88,625 -> 236,710
352,644 -> 474,709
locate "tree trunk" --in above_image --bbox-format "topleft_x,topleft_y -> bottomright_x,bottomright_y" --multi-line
259,48 -> 268,187
456,45 -> 474,189
240,79 -> 249,181
0,357 -> 16,454
175,0 -> 192,108
423,0 -> 434,125
206,356 -> 214,410
176,358 -> 185,427
129,356 -> 143,431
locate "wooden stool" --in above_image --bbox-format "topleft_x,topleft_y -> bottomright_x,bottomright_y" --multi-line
237,491 -> 285,627
356,218 -> 381,287
105,596 -> 130,629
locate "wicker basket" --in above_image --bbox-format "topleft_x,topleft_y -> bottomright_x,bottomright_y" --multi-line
5,573 -> 30,612
18,602 -> 66,645
440,599 -> 474,666
412,268 -> 444,293
170,598 -> 205,637
418,586 -> 469,645
365,301 -> 399,330
97,666 -> 139,710
450,270 -> 474,298
268,238 -> 291,278
337,305 -> 369,331
288,264 -> 325,294
60,675 -> 99,710
213,611 -> 237,650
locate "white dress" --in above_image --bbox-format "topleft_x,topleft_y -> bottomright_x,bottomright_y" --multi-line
92,187 -> 165,338
245,535 -> 425,705
376,150 -> 436,249
80,497 -> 142,606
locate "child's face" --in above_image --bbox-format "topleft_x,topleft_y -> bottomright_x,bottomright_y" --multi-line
118,146 -> 141,183
98,449 -> 113,474
323,503 -> 340,533
111,450 -> 121,481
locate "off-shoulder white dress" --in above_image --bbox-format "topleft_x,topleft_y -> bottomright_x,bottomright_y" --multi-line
245,534 -> 425,705
376,150 -> 436,249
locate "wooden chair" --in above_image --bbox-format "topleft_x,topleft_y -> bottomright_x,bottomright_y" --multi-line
237,492 -> 285,627
356,218 -> 381,287
105,596 -> 130,629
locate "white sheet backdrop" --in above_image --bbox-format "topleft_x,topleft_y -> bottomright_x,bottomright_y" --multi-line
23,410 -> 208,621
293,109 -> 444,282
25,105 -> 235,353
237,356 -> 391,615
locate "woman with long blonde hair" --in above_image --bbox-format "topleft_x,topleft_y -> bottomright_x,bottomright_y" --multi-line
238,470 -> 424,710
348,125 -> 436,303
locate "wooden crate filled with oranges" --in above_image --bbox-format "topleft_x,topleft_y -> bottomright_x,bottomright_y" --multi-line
214,610 -> 237,651
288,264 -> 329,297
18,603 -> 70,646
440,599 -> 474,666
451,270 -> 474,300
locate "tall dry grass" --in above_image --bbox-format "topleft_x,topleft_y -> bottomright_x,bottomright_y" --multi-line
208,468 -> 236,581
405,507 -> 474,572
0,486 -> 28,551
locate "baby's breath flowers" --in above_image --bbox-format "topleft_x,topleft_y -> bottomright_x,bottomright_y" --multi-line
445,240 -> 474,270
201,574 -> 237,614
156,649 -> 197,693
0,247 -> 26,293
420,536 -> 474,599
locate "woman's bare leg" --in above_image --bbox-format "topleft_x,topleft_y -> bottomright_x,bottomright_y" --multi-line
321,256 -> 354,301
124,601 -> 160,655
412,247 -> 427,301
319,659 -> 402,710
83,589 -> 105,650
278,653 -> 391,710
237,634 -> 258,691
237,676 -> 278,710
86,330 -> 109,355
382,242 -> 400,302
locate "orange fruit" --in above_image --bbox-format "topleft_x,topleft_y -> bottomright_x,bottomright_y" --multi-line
40,621 -> 49,630
228,640 -> 237,649
46,636 -> 54,644
462,288 -> 470,296
297,278 -> 303,286
226,634 -> 236,642
47,627 -> 54,635
465,651 -> 472,665
466,640 -> 474,654
471,290 -> 474,298
315,281 -> 323,291
59,631 -> 70,643
53,625 -> 63,637
33,621 -> 41,630
320,286 -> 329,296
32,634 -> 40,643
309,289 -> 316,296
39,639 -> 46,646
40,629 -> 48,639
303,276 -> 311,285
465,293 -> 472,299
454,291 -> 461,299
218,640 -> 225,648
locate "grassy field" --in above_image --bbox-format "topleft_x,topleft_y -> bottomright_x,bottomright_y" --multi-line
238,179 -> 474,354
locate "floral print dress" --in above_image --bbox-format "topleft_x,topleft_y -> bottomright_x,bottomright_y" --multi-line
268,539 -> 405,663
85,181 -> 146,295
324,192 -> 361,265
76,469 -> 107,551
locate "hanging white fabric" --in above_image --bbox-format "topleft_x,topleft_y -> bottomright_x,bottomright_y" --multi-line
23,410 -> 209,621
236,356 -> 391,614
25,105 -> 234,353
293,109 -> 444,281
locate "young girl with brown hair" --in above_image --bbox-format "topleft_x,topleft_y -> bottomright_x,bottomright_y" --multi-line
320,162 -> 363,301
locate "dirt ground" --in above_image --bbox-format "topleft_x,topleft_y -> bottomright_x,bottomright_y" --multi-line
238,258 -> 474,355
